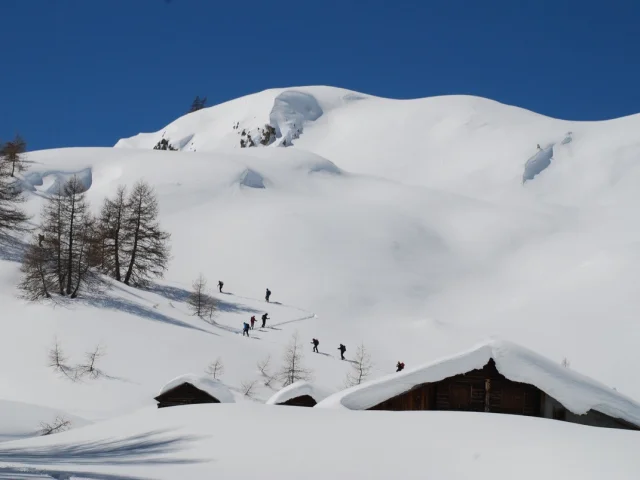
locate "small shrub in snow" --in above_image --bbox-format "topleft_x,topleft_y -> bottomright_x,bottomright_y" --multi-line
344,343 -> 373,387
39,416 -> 71,436
77,344 -> 107,379
47,338 -> 76,381
188,273 -> 217,318
257,355 -> 276,387
205,357 -> 225,379
241,379 -> 258,398
278,332 -> 313,387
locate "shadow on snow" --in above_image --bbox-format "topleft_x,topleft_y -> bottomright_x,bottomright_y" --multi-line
0,429 -> 207,467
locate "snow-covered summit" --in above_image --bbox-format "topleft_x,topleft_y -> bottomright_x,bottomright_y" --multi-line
317,340 -> 640,428
116,85 -> 640,201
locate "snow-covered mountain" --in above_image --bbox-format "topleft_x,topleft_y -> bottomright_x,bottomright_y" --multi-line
2,86 -> 640,478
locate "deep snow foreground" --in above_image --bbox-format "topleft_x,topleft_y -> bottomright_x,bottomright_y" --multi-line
0,404 -> 639,480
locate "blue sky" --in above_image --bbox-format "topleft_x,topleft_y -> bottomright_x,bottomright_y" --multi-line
1,0 -> 639,151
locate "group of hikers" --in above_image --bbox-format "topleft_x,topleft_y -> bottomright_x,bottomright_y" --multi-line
311,338 -> 405,372
242,313 -> 269,336
220,281 -> 407,372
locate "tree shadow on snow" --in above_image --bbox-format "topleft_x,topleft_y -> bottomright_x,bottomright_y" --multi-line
0,466 -> 152,479
0,429 -> 207,467
84,294 -> 217,336
147,283 -> 262,315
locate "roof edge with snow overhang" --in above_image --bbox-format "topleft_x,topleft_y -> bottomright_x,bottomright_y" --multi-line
316,339 -> 640,427
157,374 -> 235,404
265,381 -> 332,405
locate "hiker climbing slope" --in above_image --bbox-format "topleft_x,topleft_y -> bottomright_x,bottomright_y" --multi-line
338,344 -> 346,360
265,288 -> 271,303
261,313 -> 269,328
218,281 -> 224,293
311,338 -> 319,353
242,322 -> 250,337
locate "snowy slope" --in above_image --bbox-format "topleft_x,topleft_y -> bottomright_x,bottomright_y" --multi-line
116,86 -> 640,201
2,86 -> 640,476
0,404 -> 639,480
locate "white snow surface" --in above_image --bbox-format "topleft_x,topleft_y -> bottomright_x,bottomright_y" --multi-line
0,400 -> 90,442
157,374 -> 235,404
317,340 -> 640,425
265,381 -> 331,405
0,404 -> 639,480
3,85 -> 640,476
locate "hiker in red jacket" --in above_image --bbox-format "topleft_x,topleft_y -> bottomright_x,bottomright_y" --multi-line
396,361 -> 405,372
250,316 -> 256,330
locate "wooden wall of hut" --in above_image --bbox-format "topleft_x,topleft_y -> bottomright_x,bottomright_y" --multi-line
368,359 -> 542,416
277,395 -> 317,407
155,383 -> 220,408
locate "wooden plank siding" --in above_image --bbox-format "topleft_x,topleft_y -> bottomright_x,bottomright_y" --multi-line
154,383 -> 220,408
276,395 -> 318,407
368,359 -> 542,416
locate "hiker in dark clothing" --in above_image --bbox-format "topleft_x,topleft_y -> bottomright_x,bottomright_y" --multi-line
250,316 -> 256,329
265,288 -> 271,302
242,322 -> 250,337
261,313 -> 269,328
396,361 -> 405,372
338,344 -> 346,360
218,281 -> 224,293
311,338 -> 319,353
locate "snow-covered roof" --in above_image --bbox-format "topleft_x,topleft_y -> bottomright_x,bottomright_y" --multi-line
157,374 -> 235,404
316,340 -> 640,427
265,381 -> 331,405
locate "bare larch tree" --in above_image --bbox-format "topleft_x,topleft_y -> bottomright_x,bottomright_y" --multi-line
77,344 -> 106,379
189,96 -> 207,113
39,416 -> 72,436
278,332 -> 313,387
96,185 -> 127,280
205,357 -> 224,379
344,343 -> 373,387
122,181 -> 170,286
188,273 -> 209,317
20,176 -> 96,299
0,134 -> 27,177
18,237 -> 53,300
0,136 -> 29,233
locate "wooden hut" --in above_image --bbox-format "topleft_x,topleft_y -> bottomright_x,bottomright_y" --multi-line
316,340 -> 640,431
266,381 -> 330,407
155,374 -> 235,409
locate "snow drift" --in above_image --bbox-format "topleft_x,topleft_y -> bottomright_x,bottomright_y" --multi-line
158,374 -> 236,404
265,381 -> 331,405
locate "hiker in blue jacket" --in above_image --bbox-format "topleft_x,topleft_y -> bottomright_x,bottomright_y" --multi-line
242,322 -> 250,337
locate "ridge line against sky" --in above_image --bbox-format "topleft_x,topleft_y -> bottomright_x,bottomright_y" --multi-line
1,0 -> 639,151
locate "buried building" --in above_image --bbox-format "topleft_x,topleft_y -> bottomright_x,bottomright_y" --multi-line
155,374 -> 235,408
266,381 -> 331,407
316,340 -> 640,430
